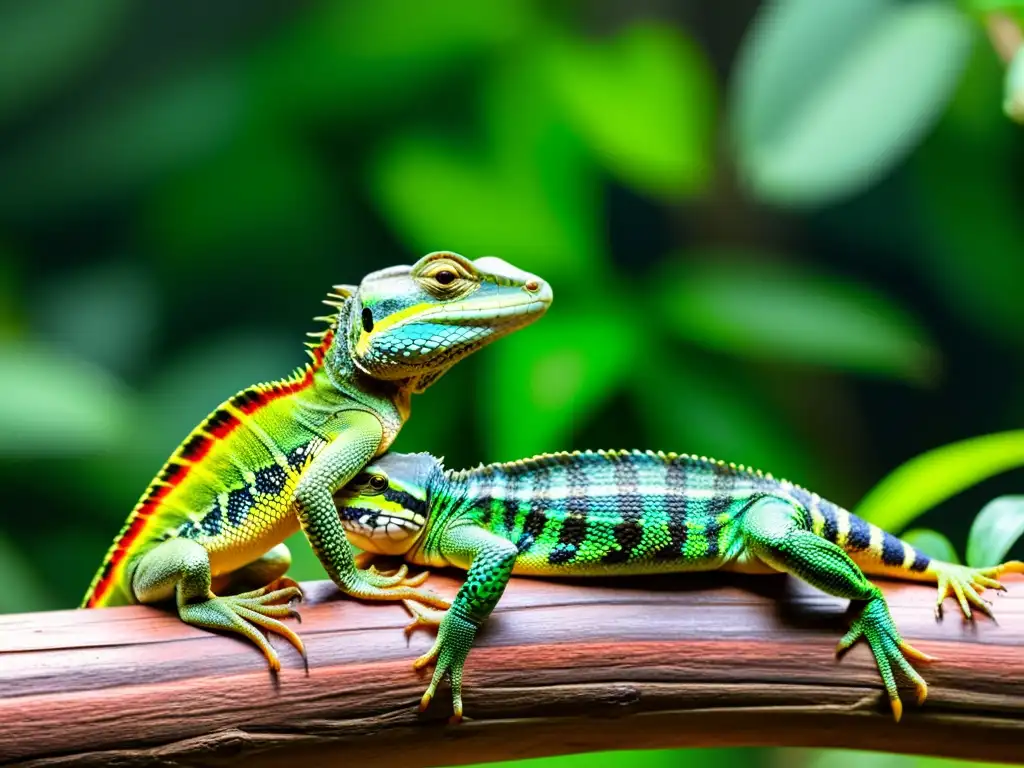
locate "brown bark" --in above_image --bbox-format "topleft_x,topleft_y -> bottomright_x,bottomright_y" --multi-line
1,572 -> 1023,767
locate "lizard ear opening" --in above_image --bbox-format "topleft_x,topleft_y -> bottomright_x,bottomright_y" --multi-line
362,307 -> 374,333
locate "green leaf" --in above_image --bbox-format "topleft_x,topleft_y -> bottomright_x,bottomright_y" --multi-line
1005,43 -> 1024,123
966,496 -> 1024,567
912,58 -> 1024,344
544,22 -> 716,197
962,0 -> 1024,13
369,55 -> 602,286
479,301 -> 636,461
900,528 -> 960,565
0,342 -> 134,456
30,262 -> 157,379
0,0 -> 127,122
145,131 -> 336,268
854,431 -> 1024,531
731,0 -> 974,206
249,0 -> 533,121
0,66 -> 245,218
630,354 -> 826,495
654,255 -> 938,383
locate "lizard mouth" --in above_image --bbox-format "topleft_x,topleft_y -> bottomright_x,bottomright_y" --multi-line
354,281 -> 552,362
396,283 -> 553,329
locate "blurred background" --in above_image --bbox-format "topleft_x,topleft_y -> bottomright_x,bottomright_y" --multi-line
0,0 -> 1022,766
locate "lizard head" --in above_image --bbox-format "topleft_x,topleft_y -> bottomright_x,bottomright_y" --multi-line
343,251 -> 552,391
332,452 -> 442,556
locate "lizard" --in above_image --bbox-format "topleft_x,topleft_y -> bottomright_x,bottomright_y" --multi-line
81,251 -> 553,671
333,449 -> 1024,722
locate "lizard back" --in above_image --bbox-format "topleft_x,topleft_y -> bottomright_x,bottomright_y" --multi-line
83,325 -> 390,607
427,450 -> 786,575
341,449 -> 935,581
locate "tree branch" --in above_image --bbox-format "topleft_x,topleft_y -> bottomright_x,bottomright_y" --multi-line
2,572 -> 1024,767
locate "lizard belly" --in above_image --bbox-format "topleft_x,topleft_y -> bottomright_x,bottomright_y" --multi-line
204,501 -> 301,577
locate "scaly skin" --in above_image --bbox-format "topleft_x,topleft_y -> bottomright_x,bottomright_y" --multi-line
82,252 -> 552,671
334,450 -> 1024,722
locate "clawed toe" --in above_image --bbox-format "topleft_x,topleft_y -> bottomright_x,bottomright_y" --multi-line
402,599 -> 446,637
933,564 -> 1014,622
839,598 -> 931,721
180,592 -> 307,672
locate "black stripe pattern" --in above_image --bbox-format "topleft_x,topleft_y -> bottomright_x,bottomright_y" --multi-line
881,532 -> 906,566
657,460 -> 688,559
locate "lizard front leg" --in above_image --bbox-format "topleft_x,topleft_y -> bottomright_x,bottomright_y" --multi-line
741,497 -> 933,722
294,410 -> 448,608
413,525 -> 519,722
133,538 -> 304,671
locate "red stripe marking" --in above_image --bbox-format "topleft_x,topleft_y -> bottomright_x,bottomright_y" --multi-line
86,329 -> 336,607
206,410 -> 241,438
183,434 -> 213,462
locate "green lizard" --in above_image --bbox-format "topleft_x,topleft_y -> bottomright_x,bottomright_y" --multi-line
335,449 -> 1024,722
82,252 -> 552,671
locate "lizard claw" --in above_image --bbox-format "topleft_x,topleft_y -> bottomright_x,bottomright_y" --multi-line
413,611 -> 474,723
181,584 -> 307,673
837,597 -> 930,721
932,561 -> 1023,622
403,600 -> 446,637
360,563 -> 434,590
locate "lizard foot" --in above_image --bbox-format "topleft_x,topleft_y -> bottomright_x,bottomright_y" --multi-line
402,599 -> 447,637
836,597 -> 934,722
932,561 -> 1024,621
263,576 -> 304,600
413,610 -> 477,724
362,563 -> 431,589
343,576 -> 452,611
180,583 -> 306,672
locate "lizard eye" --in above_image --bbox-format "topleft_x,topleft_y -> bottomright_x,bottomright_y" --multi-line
369,475 -> 388,491
434,270 -> 456,285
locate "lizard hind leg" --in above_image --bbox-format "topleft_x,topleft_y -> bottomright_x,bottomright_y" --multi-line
133,538 -> 305,672
741,496 -> 932,721
930,560 -> 1024,621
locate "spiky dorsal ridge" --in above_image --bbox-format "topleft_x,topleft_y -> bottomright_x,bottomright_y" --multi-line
248,285 -> 353,393
451,448 -> 807,492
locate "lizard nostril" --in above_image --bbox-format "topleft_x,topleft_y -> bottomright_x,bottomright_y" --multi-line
525,280 -> 539,292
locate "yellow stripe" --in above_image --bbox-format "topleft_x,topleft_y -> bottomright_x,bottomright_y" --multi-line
355,302 -> 434,356
836,508 -> 851,548
869,522 -> 884,558
901,541 -> 917,569
809,504 -> 826,537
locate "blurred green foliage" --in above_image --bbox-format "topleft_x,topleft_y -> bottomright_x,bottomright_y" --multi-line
1,1 -> 1023,766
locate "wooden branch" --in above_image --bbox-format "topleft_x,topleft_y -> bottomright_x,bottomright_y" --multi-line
3,572 -> 1024,767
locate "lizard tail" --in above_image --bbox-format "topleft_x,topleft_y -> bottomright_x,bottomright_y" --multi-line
809,501 -> 935,582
